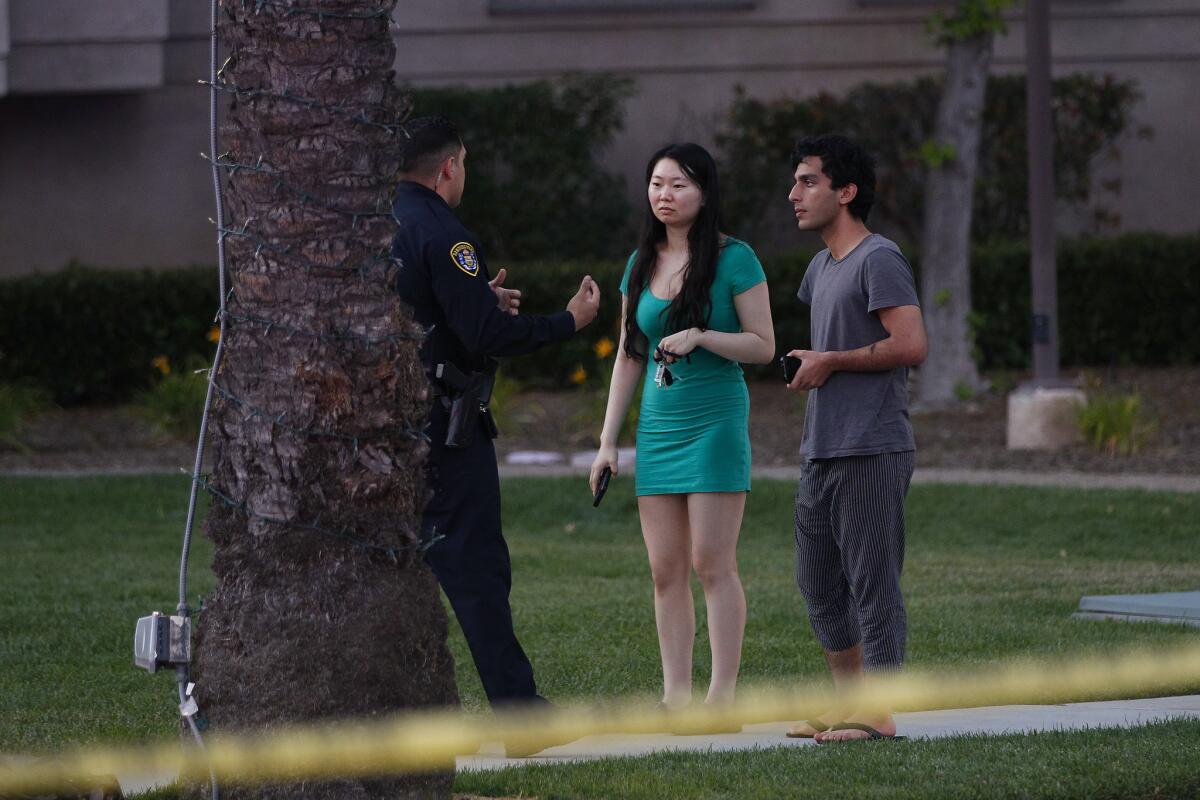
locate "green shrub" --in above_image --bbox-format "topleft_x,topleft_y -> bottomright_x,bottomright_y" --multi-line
0,263 -> 218,406
1076,391 -> 1155,456
0,381 -> 51,452
969,233 -> 1200,369
408,75 -> 636,261
717,73 -> 1140,245
133,356 -> 211,443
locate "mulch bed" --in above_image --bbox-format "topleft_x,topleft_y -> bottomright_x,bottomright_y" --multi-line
2,367 -> 1197,476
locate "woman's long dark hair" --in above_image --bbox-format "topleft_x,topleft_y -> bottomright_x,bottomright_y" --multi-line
623,143 -> 726,361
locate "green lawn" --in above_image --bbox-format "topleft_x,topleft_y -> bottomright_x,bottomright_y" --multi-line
2,475 -> 1199,797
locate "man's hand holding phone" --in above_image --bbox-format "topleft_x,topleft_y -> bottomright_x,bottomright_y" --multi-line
780,354 -> 802,384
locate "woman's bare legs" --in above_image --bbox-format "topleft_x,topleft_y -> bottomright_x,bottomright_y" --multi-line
687,491 -> 747,705
638,494 -> 694,707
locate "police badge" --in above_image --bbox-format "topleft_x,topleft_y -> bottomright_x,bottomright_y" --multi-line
450,241 -> 479,276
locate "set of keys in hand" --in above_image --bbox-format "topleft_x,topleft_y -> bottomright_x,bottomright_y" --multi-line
652,345 -> 686,389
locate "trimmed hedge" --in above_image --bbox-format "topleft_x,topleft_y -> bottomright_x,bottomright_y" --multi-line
971,233 -> 1200,369
2,233 -> 1197,404
0,264 -> 218,405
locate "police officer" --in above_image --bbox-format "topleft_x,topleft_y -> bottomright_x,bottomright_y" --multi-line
391,117 -> 600,710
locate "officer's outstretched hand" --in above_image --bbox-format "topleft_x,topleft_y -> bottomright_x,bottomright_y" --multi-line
489,268 -> 522,316
567,275 -> 601,331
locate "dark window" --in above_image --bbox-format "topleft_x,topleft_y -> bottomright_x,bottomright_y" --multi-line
857,0 -> 1118,5
489,0 -> 757,14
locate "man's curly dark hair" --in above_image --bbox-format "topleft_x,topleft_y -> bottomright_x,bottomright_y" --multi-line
792,134 -> 877,222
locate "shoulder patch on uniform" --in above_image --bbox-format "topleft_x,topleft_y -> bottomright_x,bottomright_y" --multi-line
450,242 -> 480,276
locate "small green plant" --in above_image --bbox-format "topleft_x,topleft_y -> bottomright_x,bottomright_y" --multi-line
0,381 -> 51,453
134,356 -> 210,442
953,381 -> 977,402
919,139 -> 957,169
1076,391 -> 1155,456
985,369 -> 1019,394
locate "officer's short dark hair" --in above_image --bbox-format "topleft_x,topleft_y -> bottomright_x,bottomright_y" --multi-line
399,116 -> 463,177
792,134 -> 876,222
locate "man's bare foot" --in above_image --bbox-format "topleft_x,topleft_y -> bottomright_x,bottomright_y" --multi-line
814,715 -> 898,742
785,708 -> 846,739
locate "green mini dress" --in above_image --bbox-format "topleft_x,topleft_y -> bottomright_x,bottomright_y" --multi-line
620,238 -> 767,496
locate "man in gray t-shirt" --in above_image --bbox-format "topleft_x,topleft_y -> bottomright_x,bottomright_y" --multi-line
782,135 -> 928,744
798,234 -> 919,459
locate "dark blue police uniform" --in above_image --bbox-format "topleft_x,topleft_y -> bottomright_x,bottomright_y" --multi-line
391,180 -> 575,705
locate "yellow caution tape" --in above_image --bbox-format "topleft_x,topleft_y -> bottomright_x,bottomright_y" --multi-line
2,641 -> 1199,794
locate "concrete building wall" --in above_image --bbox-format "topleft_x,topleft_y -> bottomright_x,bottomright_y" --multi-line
6,0 -> 168,93
0,0 -> 210,277
0,0 -> 9,97
0,0 -> 1196,277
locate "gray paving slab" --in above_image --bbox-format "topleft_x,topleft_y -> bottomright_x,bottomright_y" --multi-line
119,771 -> 175,796
1075,591 -> 1200,627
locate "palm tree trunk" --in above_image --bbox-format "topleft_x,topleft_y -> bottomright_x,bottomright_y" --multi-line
915,31 -> 993,407
192,2 -> 457,797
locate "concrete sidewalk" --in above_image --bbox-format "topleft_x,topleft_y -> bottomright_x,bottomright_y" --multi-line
500,463 -> 1200,493
457,694 -> 1200,771
111,696 -> 1200,793
4,463 -> 1198,493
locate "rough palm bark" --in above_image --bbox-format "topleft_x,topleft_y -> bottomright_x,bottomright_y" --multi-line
915,29 -> 994,407
191,2 -> 458,798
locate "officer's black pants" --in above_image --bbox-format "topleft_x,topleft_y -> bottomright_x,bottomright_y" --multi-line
422,408 -> 542,706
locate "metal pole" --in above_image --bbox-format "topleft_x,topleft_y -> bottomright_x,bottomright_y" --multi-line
1025,0 -> 1059,385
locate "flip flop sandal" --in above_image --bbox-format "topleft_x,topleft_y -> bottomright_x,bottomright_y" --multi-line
784,719 -> 832,739
819,722 -> 906,742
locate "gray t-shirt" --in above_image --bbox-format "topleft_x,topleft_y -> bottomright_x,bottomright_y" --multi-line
797,233 -> 919,460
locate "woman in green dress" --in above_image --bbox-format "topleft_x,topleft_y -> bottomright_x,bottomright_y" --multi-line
589,143 -> 775,710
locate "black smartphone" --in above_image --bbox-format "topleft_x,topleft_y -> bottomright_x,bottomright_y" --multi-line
781,355 -> 802,383
592,466 -> 612,507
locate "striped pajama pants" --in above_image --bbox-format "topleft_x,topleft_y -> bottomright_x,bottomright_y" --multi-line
794,450 -> 915,670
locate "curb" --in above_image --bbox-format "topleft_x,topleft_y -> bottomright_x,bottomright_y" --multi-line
1,465 -> 1198,493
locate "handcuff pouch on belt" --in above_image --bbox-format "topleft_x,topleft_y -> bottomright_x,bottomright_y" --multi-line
433,360 -> 499,448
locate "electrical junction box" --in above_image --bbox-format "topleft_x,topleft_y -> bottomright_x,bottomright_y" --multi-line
134,611 -> 191,673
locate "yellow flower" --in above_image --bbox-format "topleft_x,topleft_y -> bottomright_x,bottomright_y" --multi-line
206,326 -> 221,343
569,365 -> 588,385
151,355 -> 171,376
593,337 -> 615,360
